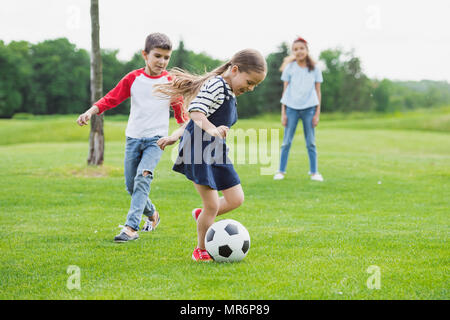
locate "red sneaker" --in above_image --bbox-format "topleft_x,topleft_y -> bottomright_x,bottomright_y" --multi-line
191,208 -> 202,222
192,247 -> 213,262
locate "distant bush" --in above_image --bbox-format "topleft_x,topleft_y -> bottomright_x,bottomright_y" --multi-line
12,113 -> 35,119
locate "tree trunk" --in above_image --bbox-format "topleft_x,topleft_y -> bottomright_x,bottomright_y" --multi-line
88,0 -> 104,166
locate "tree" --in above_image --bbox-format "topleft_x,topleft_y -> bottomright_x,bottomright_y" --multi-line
88,0 -> 104,166
0,41 -> 30,117
319,48 -> 374,112
319,49 -> 344,112
373,79 -> 391,112
257,42 -> 289,114
171,39 -> 188,70
28,38 -> 90,114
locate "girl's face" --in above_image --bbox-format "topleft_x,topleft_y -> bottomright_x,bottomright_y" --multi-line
292,41 -> 308,61
142,48 -> 172,76
228,66 -> 266,96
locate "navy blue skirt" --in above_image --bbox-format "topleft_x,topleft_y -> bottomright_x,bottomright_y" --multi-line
173,121 -> 240,191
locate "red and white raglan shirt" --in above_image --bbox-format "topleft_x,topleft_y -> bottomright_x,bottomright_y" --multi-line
94,68 -> 188,138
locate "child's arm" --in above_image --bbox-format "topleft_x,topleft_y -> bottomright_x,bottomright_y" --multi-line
281,81 -> 289,127
77,72 -> 134,126
156,111 -> 228,150
157,121 -> 188,150
312,82 -> 321,128
77,105 -> 99,126
190,111 -> 229,138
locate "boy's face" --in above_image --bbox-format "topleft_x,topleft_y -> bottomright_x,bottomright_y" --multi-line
229,66 -> 266,96
142,48 -> 172,76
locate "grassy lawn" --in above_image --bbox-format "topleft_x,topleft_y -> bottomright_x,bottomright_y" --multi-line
0,109 -> 449,299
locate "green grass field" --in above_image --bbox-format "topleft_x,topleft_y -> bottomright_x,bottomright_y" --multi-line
0,109 -> 449,299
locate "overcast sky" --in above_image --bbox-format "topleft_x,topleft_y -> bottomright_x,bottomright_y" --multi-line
1,0 -> 449,82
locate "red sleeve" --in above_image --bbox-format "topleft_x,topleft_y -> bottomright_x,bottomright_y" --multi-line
94,71 -> 136,114
171,96 -> 188,124
166,73 -> 188,124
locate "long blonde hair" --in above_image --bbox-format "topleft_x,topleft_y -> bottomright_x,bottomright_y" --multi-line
155,48 -> 267,106
280,37 -> 316,72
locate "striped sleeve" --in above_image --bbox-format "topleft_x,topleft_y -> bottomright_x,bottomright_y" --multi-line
188,77 -> 225,117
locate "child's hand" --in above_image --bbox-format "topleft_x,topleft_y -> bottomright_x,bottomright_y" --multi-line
210,125 -> 229,139
77,111 -> 92,126
157,136 -> 177,150
312,114 -> 320,128
281,113 -> 287,127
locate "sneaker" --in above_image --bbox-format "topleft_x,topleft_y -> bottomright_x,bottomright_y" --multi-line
310,173 -> 324,182
142,210 -> 160,232
192,208 -> 202,222
192,247 -> 213,262
273,172 -> 285,180
114,226 -> 139,242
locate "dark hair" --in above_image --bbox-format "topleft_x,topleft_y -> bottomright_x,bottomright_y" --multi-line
144,33 -> 172,53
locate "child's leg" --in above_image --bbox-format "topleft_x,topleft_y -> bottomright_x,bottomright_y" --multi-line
279,107 -> 301,173
123,137 -> 141,234
300,107 -> 318,174
217,184 -> 244,216
124,137 -> 141,197
124,137 -> 163,231
193,183 -> 219,249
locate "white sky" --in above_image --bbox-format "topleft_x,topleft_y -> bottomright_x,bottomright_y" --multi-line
1,0 -> 449,82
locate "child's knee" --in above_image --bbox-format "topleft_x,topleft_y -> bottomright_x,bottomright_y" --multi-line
235,193 -> 244,208
142,170 -> 153,178
204,202 -> 220,215
229,192 -> 244,209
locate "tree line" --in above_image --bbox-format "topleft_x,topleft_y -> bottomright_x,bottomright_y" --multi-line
1,38 -> 449,118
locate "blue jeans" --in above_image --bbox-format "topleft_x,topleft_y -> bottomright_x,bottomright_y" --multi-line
279,106 -> 318,174
124,136 -> 163,231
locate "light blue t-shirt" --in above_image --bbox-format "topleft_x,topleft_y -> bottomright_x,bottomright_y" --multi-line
280,61 -> 323,110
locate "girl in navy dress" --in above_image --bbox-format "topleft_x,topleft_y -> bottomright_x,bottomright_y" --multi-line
155,49 -> 267,261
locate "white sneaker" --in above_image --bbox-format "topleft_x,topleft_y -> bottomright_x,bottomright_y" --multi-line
141,210 -> 160,232
310,173 -> 324,182
273,172 -> 285,180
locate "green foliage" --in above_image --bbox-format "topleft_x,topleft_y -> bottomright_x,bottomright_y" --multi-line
1,37 -> 449,118
0,41 -> 29,117
373,79 -> 392,112
254,43 -> 289,114
168,40 -> 223,74
170,39 -> 189,70
319,48 -> 374,112
28,38 -> 91,114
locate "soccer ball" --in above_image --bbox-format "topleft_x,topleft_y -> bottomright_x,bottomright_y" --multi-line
205,219 -> 250,262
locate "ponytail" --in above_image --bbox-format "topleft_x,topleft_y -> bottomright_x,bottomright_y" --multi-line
305,55 -> 315,72
154,61 -> 232,107
154,49 -> 266,107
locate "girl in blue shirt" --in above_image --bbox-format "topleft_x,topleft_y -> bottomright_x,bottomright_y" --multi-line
274,37 -> 324,182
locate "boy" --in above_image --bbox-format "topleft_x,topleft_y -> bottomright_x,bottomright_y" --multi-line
77,33 -> 187,242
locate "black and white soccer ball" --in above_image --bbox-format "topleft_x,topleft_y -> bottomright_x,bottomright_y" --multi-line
205,219 -> 250,262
